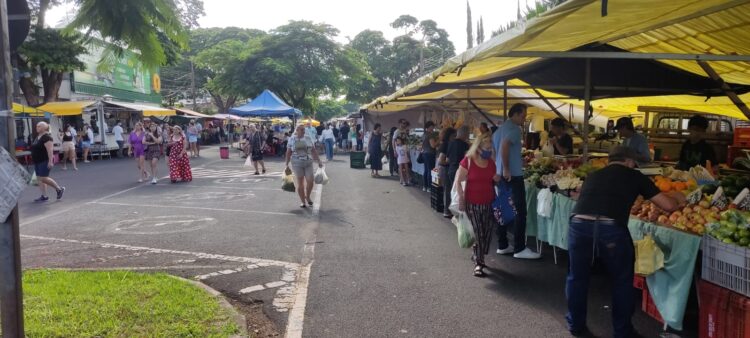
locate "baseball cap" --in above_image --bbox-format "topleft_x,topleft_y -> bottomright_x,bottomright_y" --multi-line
613,117 -> 634,130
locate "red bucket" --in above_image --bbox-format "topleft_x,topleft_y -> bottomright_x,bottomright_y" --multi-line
220,146 -> 229,159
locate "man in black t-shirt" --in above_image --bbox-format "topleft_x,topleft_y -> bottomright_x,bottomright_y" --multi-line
549,117 -> 573,156
676,115 -> 716,170
566,146 -> 684,338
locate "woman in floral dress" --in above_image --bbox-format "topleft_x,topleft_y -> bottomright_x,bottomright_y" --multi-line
168,126 -> 192,183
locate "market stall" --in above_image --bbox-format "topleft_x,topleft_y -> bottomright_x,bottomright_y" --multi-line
521,152 -> 750,331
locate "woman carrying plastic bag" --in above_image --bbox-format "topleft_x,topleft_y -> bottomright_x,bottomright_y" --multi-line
285,125 -> 323,208
314,167 -> 329,185
452,133 -> 496,277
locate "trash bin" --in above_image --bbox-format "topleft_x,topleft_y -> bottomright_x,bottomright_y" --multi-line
220,146 -> 229,159
350,151 -> 365,169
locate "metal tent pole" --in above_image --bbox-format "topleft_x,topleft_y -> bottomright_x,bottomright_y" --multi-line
503,81 -> 508,120
582,59 -> 591,160
0,0 -> 24,334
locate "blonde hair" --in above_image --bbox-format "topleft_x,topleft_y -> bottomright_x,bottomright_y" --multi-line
466,133 -> 491,160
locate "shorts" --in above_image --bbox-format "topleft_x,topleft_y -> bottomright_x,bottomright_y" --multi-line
34,162 -> 51,177
81,141 -> 91,149
145,145 -> 161,161
62,141 -> 75,152
188,136 -> 198,143
251,149 -> 263,161
291,160 -> 314,181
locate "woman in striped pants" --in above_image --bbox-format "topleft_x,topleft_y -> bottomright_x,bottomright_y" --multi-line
454,133 -> 497,277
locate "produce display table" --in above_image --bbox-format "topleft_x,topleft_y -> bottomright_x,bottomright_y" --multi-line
524,183 -> 701,330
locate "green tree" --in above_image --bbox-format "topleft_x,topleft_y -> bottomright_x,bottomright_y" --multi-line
18,28 -> 86,104
314,98 -> 348,122
66,0 -> 189,70
390,15 -> 418,36
193,39 -> 259,114
349,30 -> 396,98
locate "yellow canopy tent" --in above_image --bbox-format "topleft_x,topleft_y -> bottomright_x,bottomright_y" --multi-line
367,0 -> 750,120
299,118 -> 320,127
12,103 -> 46,116
37,101 -> 96,116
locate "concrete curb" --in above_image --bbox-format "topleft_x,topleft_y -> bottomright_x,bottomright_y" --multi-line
170,275 -> 249,338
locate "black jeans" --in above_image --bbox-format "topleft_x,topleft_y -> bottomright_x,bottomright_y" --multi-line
496,176 -> 528,252
422,152 -> 436,189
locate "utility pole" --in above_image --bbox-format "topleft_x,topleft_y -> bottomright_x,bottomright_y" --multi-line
0,0 -> 25,335
190,61 -> 196,111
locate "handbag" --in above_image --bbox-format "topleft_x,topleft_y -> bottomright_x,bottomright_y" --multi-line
165,144 -> 172,157
416,152 -> 424,164
492,179 -> 517,226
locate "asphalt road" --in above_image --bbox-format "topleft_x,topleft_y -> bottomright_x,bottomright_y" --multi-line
16,146 -> 690,337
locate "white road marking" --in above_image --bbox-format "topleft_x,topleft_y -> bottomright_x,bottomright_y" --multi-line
265,281 -> 287,288
20,234 -> 298,269
239,285 -> 266,294
90,201 -> 296,216
285,183 -> 323,337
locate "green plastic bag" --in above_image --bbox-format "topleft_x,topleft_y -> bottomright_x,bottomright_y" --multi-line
452,212 -> 475,248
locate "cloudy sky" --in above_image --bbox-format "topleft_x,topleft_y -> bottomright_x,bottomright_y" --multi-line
47,0 -> 527,53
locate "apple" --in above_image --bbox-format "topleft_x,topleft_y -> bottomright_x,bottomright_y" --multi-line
669,214 -> 679,222
672,211 -> 683,217
657,215 -> 669,224
693,205 -> 704,213
710,206 -> 720,213
699,201 -> 711,209
683,207 -> 693,215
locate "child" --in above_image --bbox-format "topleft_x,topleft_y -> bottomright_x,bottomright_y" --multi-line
396,137 -> 411,186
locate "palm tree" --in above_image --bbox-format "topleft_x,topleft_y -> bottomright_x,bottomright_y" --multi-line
65,0 -> 188,69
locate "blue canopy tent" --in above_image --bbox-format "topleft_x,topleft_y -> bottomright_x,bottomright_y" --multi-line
229,90 -> 303,125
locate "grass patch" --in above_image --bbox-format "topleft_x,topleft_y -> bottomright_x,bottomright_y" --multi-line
22,270 -> 239,337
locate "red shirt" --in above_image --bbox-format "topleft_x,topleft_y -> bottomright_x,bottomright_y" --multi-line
459,156 -> 497,204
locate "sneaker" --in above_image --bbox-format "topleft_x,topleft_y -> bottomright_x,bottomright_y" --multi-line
56,187 -> 65,200
496,246 -> 515,255
34,195 -> 49,202
151,178 -> 157,185
513,248 -> 542,260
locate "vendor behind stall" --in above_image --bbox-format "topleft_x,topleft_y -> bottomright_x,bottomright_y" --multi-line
566,146 -> 685,338
676,115 -> 716,170
614,117 -> 651,164
549,118 -> 573,156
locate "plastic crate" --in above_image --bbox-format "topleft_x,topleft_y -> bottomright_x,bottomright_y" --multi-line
699,280 -> 731,338
727,292 -> 750,338
642,287 -> 664,324
430,185 -> 444,213
734,126 -> 750,147
702,235 -> 750,297
350,151 -> 366,169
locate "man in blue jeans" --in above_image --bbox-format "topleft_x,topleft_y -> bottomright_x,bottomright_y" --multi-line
493,103 -> 541,259
567,146 -> 684,337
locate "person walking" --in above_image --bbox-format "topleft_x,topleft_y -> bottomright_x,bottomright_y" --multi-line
454,133 -> 496,277
368,123 -> 384,177
322,123 -> 336,161
285,125 -> 323,208
421,121 -> 438,192
129,122 -> 148,182
226,122 -> 235,145
168,126 -> 192,183
438,127 -> 457,218
187,121 -> 199,158
31,122 -> 65,202
332,124 -> 340,152
143,123 -> 162,184
566,146 -> 685,337
81,123 -> 94,163
113,121 -> 124,157
446,126 -> 470,208
493,103 -> 541,259
195,121 -> 203,156
248,124 -> 267,175
59,125 -> 77,170
340,122 -> 350,151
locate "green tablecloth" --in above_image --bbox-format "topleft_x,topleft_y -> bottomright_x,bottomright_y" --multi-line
524,183 -> 701,330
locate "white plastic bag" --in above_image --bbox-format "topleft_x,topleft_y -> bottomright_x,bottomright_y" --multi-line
29,171 -> 38,186
381,156 -> 388,165
314,167 -> 329,185
243,155 -> 253,167
537,188 -> 554,218
449,179 -> 466,215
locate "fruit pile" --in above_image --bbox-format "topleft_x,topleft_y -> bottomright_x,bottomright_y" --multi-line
653,176 -> 697,193
631,197 -> 717,235
716,174 -> 750,200
707,209 -> 750,247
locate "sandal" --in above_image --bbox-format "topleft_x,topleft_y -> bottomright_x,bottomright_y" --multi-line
254,172 -> 260,175
300,203 -> 307,208
473,265 -> 486,277
262,169 -> 266,174
307,199 -> 313,206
